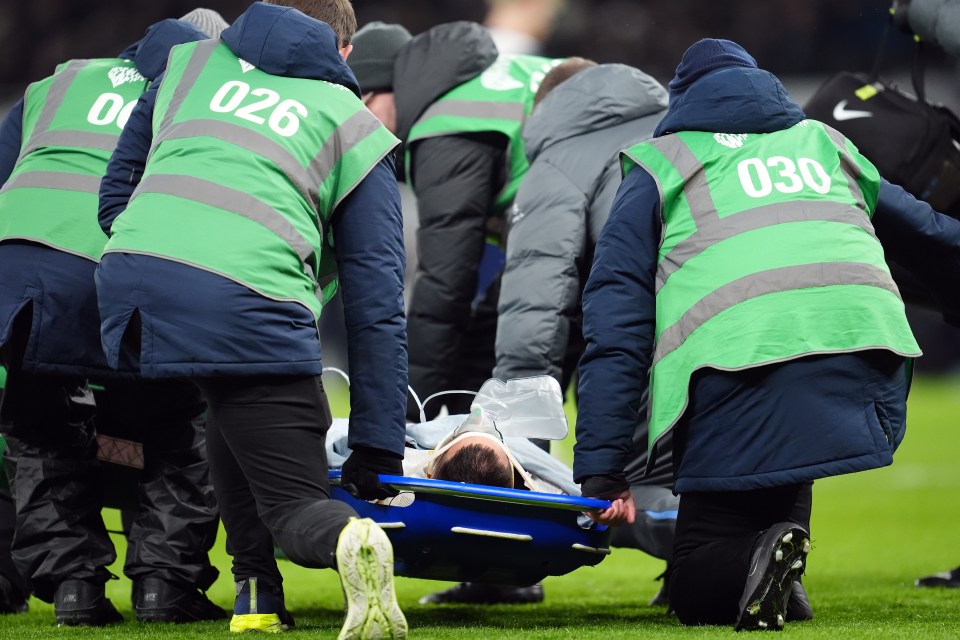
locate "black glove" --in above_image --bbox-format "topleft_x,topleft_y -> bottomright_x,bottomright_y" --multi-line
580,474 -> 630,500
341,446 -> 404,500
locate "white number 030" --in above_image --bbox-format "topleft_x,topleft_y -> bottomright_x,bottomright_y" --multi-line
736,156 -> 832,198
209,80 -> 307,137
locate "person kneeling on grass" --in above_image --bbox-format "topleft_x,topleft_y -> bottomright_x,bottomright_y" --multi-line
95,1 -> 409,637
573,37 -> 960,632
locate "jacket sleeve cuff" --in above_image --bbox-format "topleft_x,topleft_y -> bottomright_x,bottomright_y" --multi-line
580,474 -> 630,499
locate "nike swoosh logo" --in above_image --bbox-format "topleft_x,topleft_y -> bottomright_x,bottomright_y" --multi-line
833,100 -> 873,121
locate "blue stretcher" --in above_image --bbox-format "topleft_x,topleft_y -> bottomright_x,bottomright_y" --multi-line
329,472 -> 613,586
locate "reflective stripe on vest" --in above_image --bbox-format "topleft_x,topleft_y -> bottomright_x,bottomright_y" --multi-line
23,130 -> 119,155
411,99 -> 528,136
0,58 -> 148,261
137,51 -> 388,282
620,122 -> 920,446
652,261 -> 902,366
143,108 -> 382,243
16,59 -> 140,162
406,55 -> 560,217
16,60 -> 87,162
0,171 -> 102,195
108,40 -> 398,316
155,39 -> 218,143
822,124 -> 866,209
643,134 -> 876,293
134,173 -> 315,261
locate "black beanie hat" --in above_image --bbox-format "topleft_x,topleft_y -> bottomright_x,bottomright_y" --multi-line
668,38 -> 757,108
348,21 -> 413,93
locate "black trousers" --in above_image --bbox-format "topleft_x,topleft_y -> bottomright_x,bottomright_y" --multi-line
196,375 -> 357,589
0,482 -> 29,601
407,274 -> 502,422
0,385 -> 28,601
669,483 -> 812,626
0,370 -> 219,601
96,379 -> 220,590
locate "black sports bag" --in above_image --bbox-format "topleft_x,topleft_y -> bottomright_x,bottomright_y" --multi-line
804,71 -> 960,217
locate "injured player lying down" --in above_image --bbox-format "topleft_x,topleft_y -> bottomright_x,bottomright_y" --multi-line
327,407 -> 578,495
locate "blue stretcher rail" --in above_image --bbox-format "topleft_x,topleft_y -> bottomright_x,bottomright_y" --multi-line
329,471 -> 612,512
328,471 -> 614,585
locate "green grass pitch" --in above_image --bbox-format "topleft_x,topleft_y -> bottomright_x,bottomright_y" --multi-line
2,375 -> 959,638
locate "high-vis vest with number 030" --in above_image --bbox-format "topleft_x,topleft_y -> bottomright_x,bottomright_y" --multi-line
104,40 -> 399,317
407,54 -> 561,220
620,119 -> 921,449
0,58 -> 148,261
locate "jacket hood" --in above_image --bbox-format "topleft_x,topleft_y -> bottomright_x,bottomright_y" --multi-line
667,38 -> 757,108
523,64 -> 667,161
117,39 -> 140,62
134,19 -> 210,80
654,66 -> 805,137
220,1 -> 360,95
393,21 -> 499,141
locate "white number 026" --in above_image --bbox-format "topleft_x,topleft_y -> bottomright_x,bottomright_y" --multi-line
736,156 -> 832,198
209,80 -> 307,137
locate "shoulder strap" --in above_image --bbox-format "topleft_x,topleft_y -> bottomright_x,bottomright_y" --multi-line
911,38 -> 927,102
877,2 -> 928,102
869,5 -> 894,79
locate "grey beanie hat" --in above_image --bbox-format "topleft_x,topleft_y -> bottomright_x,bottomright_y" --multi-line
348,21 -> 413,92
180,8 -> 230,39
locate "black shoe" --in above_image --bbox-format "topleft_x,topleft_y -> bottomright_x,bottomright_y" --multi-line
734,523 -> 810,632
785,581 -> 813,622
134,577 -> 227,623
648,565 -> 672,611
0,574 -> 28,614
418,582 -> 545,605
915,566 -> 960,588
649,582 -> 669,607
230,577 -> 296,632
54,579 -> 123,627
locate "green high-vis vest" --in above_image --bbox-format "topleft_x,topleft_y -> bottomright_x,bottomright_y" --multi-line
407,54 -> 561,220
104,40 -> 399,317
0,58 -> 148,261
620,120 -> 922,449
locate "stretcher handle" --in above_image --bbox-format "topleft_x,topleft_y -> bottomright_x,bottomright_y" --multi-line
329,471 -> 612,513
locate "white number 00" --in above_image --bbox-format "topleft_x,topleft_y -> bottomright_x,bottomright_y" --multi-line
209,80 -> 307,137
86,93 -> 137,129
736,156 -> 831,198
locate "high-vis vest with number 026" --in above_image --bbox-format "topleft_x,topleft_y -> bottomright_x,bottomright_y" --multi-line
104,40 -> 399,317
406,54 -> 561,222
620,119 -> 921,449
0,58 -> 148,261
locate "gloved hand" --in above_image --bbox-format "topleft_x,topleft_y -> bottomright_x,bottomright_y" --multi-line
580,473 -> 630,500
581,474 -> 635,526
341,446 -> 404,500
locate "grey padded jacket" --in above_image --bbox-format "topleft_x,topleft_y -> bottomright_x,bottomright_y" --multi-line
494,64 -> 668,383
